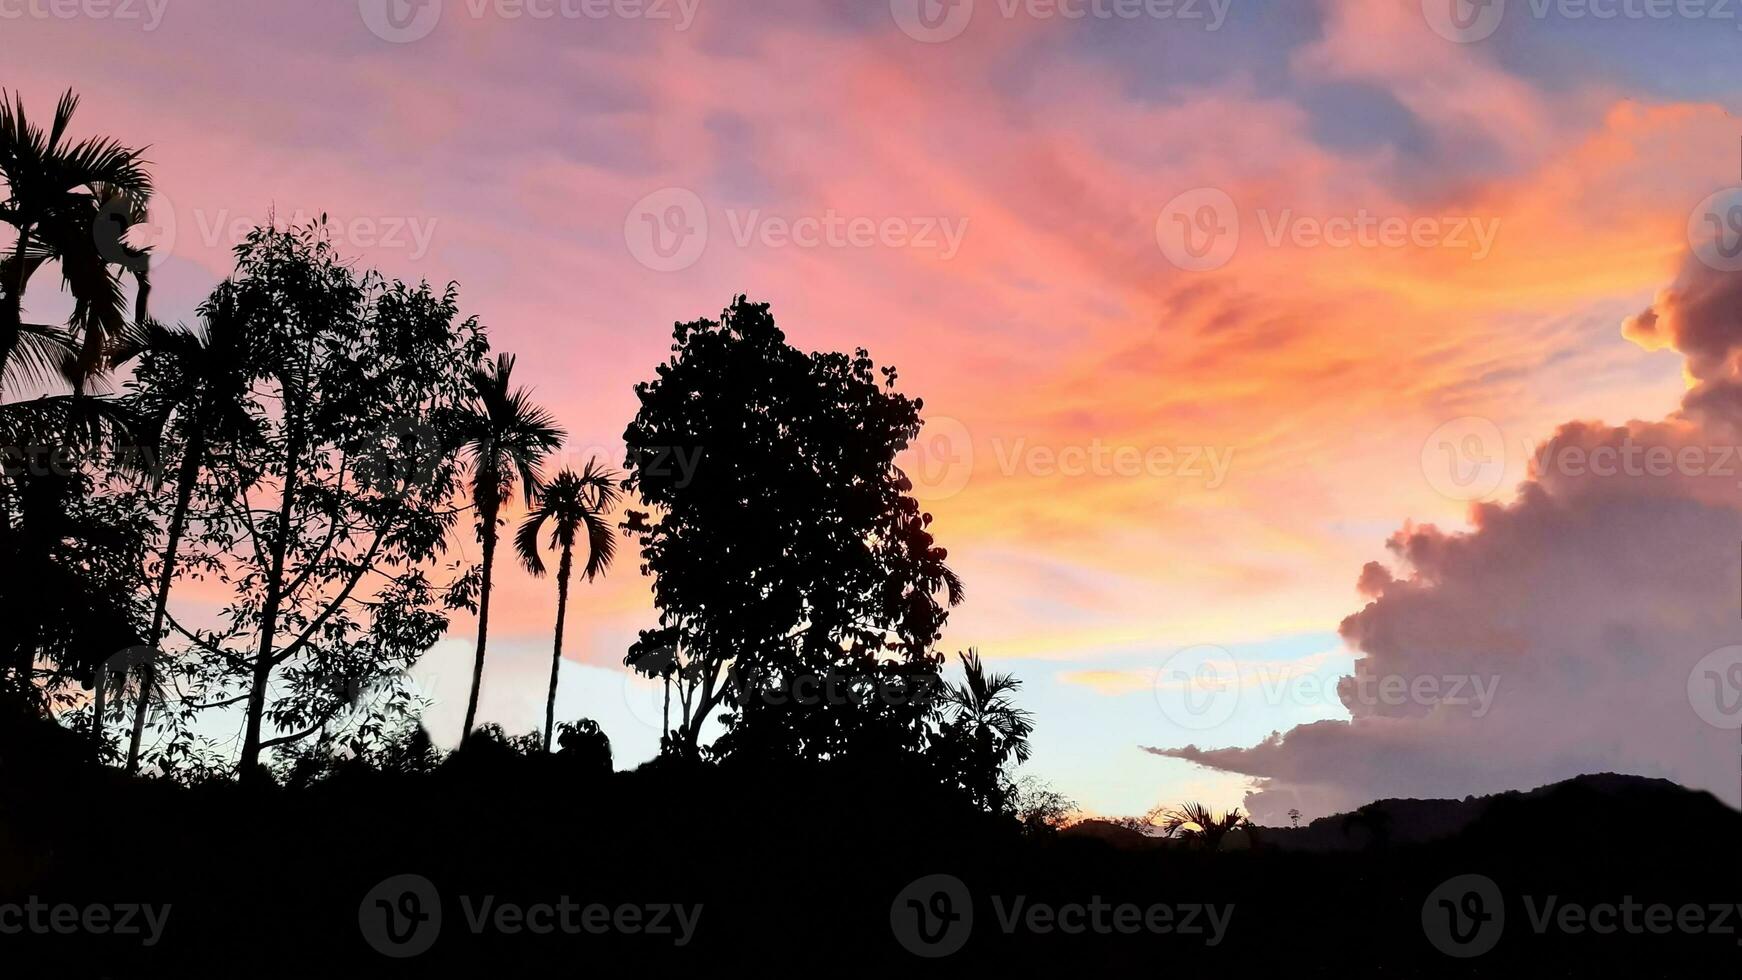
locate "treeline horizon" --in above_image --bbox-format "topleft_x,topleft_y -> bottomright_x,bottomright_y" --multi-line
0,89 -> 1043,824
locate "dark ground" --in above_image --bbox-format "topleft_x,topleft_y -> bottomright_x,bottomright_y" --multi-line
2,718 -> 1737,978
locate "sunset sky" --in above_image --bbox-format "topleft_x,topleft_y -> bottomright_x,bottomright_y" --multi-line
10,0 -> 1742,819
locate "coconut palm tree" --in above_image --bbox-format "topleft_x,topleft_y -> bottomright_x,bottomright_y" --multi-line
113,286 -> 260,772
1159,801 -> 1249,850
455,352 -> 564,742
514,461 -> 621,752
1,89 -> 153,403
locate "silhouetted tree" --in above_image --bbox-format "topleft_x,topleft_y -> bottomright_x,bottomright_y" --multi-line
0,89 -> 153,401
115,292 -> 262,772
1160,802 -> 1250,850
621,297 -> 962,761
555,718 -> 611,774
936,648 -> 1033,810
455,353 -> 564,743
515,462 -> 620,752
0,450 -> 150,728
149,224 -> 485,779
1,396 -> 143,715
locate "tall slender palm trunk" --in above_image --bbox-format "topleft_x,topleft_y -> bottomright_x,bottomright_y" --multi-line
128,430 -> 202,772
461,507 -> 499,742
543,542 -> 574,753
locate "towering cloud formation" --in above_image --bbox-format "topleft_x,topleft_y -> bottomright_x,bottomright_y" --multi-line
1153,256 -> 1742,822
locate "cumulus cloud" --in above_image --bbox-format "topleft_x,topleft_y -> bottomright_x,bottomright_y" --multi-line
1152,255 -> 1742,822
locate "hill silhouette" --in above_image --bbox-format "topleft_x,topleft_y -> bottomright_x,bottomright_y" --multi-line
1250,772 -> 1734,851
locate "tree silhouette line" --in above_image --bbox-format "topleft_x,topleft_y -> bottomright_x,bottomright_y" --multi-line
0,90 -> 1037,813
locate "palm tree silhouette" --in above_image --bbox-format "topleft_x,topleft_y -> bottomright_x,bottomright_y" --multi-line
942,648 -> 1033,803
0,89 -> 153,403
456,353 -> 563,742
514,461 -> 621,752
113,288 -> 258,772
1159,801 -> 1249,849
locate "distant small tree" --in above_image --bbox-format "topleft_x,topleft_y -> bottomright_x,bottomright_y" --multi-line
555,718 -> 612,774
1012,775 -> 1074,836
1288,807 -> 1302,829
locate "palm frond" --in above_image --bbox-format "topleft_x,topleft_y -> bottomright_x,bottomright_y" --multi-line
515,506 -> 551,577
2,322 -> 77,391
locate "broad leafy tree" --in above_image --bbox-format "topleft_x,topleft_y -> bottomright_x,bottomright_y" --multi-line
149,224 -> 486,779
622,297 -> 962,762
